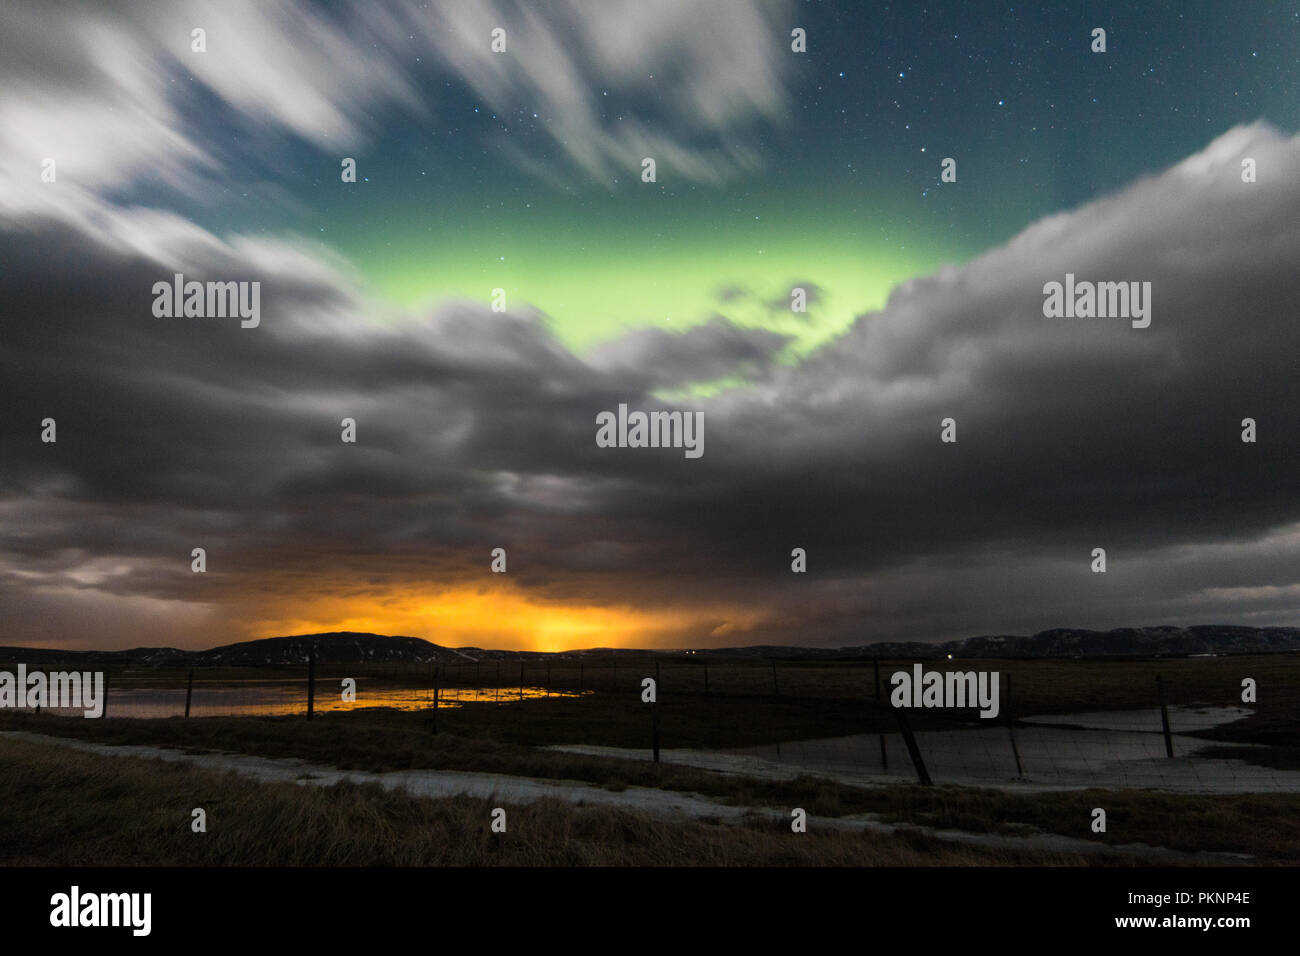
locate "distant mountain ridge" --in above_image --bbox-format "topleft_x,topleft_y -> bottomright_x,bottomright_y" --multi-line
758,625 -> 1300,660
1,624 -> 1298,668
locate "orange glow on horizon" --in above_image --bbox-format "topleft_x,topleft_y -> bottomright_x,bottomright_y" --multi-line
240,584 -> 771,653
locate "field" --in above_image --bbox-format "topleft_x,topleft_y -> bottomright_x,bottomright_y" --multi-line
2,652 -> 1298,865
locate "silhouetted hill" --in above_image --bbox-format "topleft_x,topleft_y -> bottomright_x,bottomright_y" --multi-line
0,632 -> 458,668
1,624 -> 1297,668
824,625 -> 1300,659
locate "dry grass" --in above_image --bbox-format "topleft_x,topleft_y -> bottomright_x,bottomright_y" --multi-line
0,735 -> 1092,866
3,653 -> 1296,864
5,706 -> 1299,862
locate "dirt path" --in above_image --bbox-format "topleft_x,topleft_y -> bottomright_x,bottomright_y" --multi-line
1,730 -> 1253,865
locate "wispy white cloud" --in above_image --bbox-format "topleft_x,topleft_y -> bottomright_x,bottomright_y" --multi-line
0,0 -> 797,221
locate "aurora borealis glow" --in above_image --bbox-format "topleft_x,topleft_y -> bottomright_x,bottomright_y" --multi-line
3,1 -> 1300,652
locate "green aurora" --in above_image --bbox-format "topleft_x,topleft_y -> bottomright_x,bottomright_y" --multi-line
328,183 -> 973,369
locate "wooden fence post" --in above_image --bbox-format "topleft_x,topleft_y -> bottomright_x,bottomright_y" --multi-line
651,697 -> 660,763
306,649 -> 316,721
1005,672 -> 1023,777
893,705 -> 931,785
874,658 -> 887,771
1157,674 -> 1174,758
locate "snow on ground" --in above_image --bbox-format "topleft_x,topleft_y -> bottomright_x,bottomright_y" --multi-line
0,730 -> 1255,864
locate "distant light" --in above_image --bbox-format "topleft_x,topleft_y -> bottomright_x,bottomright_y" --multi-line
946,653 -> 952,660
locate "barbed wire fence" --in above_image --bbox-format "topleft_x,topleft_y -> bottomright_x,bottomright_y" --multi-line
7,652 -> 1294,793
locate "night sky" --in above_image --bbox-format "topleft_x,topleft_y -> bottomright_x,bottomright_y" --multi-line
2,0 -> 1300,651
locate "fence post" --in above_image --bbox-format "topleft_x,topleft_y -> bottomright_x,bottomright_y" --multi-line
546,662 -> 551,697
1005,672 -> 1023,777
519,661 -> 525,701
651,696 -> 660,763
893,705 -> 931,785
306,649 -> 316,721
1156,674 -> 1174,758
184,669 -> 194,719
771,661 -> 779,696
431,679 -> 438,733
578,662 -> 584,691
704,665 -> 709,695
874,658 -> 887,771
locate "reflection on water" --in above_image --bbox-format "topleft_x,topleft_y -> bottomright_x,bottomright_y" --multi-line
726,706 -> 1294,792
1019,705 -> 1253,733
18,683 -> 585,719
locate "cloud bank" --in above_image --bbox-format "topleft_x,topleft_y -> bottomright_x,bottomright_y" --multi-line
3,109 -> 1299,648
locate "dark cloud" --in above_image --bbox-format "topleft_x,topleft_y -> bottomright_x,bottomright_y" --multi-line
714,285 -> 750,303
765,280 -> 825,315
2,124 -> 1300,648
584,315 -> 790,388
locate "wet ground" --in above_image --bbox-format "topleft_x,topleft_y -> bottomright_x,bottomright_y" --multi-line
551,705 -> 1300,794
